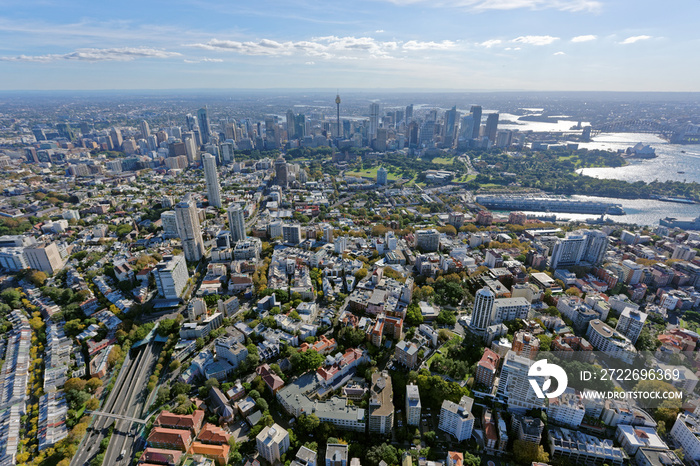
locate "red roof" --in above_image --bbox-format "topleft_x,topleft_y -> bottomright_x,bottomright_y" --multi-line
154,410 -> 204,433
198,423 -> 232,445
147,427 -> 192,451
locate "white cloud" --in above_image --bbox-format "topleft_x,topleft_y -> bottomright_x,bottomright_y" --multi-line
479,39 -> 502,48
621,35 -> 652,44
375,29 -> 385,33
188,36 -> 460,59
381,0 -> 601,12
512,35 -> 559,45
0,47 -> 180,62
305,61 -> 315,65
553,51 -> 566,55
571,34 -> 596,42
184,57 -> 224,63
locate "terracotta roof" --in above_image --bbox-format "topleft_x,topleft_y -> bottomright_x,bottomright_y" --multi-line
190,441 -> 230,461
139,447 -> 183,465
198,423 -> 232,445
147,427 -> 192,451
154,410 -> 204,432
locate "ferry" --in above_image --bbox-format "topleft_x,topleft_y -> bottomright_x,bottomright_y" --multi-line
658,197 -> 697,205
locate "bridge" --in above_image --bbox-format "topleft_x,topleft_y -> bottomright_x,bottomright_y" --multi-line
591,119 -> 676,138
86,409 -> 160,425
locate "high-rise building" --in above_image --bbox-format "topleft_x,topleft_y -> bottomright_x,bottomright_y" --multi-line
512,331 -> 540,359
616,308 -> 648,344
470,106 -> 482,139
110,127 -> 124,149
335,93 -> 342,139
202,153 -> 222,208
197,107 -> 211,144
485,113 -> 499,143
469,287 -> 495,335
220,141 -> 234,165
444,106 -> 460,147
416,229 -> 439,252
24,242 -> 64,274
376,167 -> 388,186
275,156 -> 289,187
497,351 -> 546,413
227,204 -> 246,243
405,104 -> 413,121
406,384 -> 421,426
295,114 -> 306,139
369,371 -> 394,435
161,211 -> 179,238
256,424 -> 290,464
175,195 -> 205,262
475,348 -> 500,389
286,110 -> 296,139
369,103 -> 380,140
438,396 -> 475,441
154,254 -> 189,299
140,120 -> 150,139
550,230 -> 609,269
283,224 -> 302,245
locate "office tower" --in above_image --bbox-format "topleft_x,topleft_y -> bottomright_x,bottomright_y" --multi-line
227,204 -> 246,243
369,103 -> 380,140
183,134 -> 196,164
616,308 -> 648,344
56,123 -> 75,141
286,109 -> 296,139
405,104 -> 413,121
470,106 -> 482,139
406,384 -> 421,426
265,116 -> 280,149
294,114 -> 306,139
469,287 -> 495,335
154,254 -> 189,299
485,113 -> 499,143
375,128 -> 387,151
110,127 -> 124,149
335,93 -> 341,138
420,120 -> 435,145
186,113 -> 198,132
140,120 -> 150,139
197,107 -> 211,144
275,156 -> 289,187
175,195 -> 205,262
202,153 -> 222,208
376,166 -> 388,186
444,106 -> 459,147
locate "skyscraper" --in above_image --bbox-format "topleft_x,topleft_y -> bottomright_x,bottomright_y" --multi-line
197,107 -> 211,144
376,166 -> 388,186
275,156 -> 288,187
227,204 -> 246,243
294,114 -> 306,139
175,195 -> 205,262
470,106 -> 482,139
469,287 -> 495,335
202,153 -> 222,208
286,109 -> 296,139
405,104 -> 413,121
485,113 -> 499,143
140,120 -> 150,139
110,127 -> 124,149
444,106 -> 459,147
369,103 -> 380,140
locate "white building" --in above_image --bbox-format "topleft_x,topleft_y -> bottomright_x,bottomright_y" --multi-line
492,297 -> 530,323
202,153 -> 222,208
586,319 -> 637,364
615,424 -> 668,455
25,242 -> 64,274
469,287 -> 495,335
154,254 -> 189,299
406,384 -> 421,427
496,350 -> 546,413
228,204 -> 246,243
256,424 -> 290,464
438,396 -> 475,442
615,307 -> 648,344
215,336 -> 248,367
0,248 -> 27,271
161,211 -> 179,238
549,229 -> 608,269
671,412 -> 700,462
547,388 -> 585,428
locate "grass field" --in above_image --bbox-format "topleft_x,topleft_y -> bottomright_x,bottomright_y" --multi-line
430,156 -> 455,165
345,167 -> 400,181
454,174 -> 476,183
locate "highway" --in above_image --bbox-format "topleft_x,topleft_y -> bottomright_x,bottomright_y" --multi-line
70,340 -> 163,466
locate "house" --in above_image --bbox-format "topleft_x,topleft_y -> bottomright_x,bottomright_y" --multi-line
147,427 -> 193,451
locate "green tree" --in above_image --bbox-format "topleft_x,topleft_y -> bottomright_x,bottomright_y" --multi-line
290,349 -> 324,374
405,302 -> 423,327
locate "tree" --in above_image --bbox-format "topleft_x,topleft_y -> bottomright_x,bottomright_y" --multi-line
366,443 -> 398,466
297,414 -> 320,435
436,310 -> 456,326
405,302 -> 423,327
291,349 -> 324,374
155,386 -> 171,406
86,377 -> 103,392
354,268 -> 368,280
28,270 -> 48,287
248,389 -> 261,400
463,452 -> 480,466
169,359 -> 181,372
256,398 -> 269,411
513,439 -> 549,465
565,286 -> 582,297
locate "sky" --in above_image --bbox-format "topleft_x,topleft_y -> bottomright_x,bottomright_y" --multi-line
0,0 -> 699,91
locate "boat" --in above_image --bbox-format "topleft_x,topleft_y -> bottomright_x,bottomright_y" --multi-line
678,171 -> 686,174
658,197 -> 697,205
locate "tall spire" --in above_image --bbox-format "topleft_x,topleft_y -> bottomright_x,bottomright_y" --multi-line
335,91 -> 341,139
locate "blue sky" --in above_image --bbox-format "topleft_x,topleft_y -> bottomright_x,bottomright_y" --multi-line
0,0 -> 698,91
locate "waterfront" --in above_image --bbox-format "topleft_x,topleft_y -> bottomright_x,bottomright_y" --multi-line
576,133 -> 700,184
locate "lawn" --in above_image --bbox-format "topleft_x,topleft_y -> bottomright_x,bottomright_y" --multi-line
345,167 -> 400,181
430,156 -> 455,165
454,174 -> 476,183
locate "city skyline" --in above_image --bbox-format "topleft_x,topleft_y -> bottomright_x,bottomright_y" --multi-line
0,0 -> 698,91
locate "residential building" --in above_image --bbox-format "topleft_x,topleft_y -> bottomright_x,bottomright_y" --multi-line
438,396 -> 475,442
512,331 -> 540,360
25,242 -> 64,274
147,427 -> 193,451
635,448 -> 683,466
203,153 -> 222,208
496,351 -> 546,413
548,426 -> 627,466
586,319 -> 637,364
394,341 -> 419,369
369,371 -> 394,435
616,425 -> 668,455
292,446 -> 317,466
154,255 -> 189,299
175,195 -> 205,262
615,307 -> 648,344
406,384 -> 421,426
469,287 -> 495,335
283,224 -> 302,245
256,424 -> 290,464
416,229 -> 440,252
326,444 -> 348,466
228,204 -> 246,243
475,348 -> 500,389
547,388 -> 585,428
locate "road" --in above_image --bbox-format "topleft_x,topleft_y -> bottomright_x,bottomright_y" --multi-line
70,340 -> 163,466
